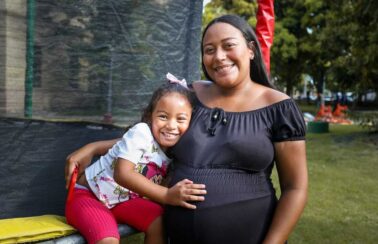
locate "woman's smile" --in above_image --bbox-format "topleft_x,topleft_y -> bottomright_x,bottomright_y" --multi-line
202,22 -> 253,88
214,63 -> 236,75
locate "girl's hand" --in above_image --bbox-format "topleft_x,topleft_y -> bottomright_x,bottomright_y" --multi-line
65,145 -> 94,189
166,179 -> 206,209
64,139 -> 120,189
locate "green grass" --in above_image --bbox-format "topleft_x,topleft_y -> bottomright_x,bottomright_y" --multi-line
287,124 -> 378,243
121,233 -> 144,243
122,124 -> 378,243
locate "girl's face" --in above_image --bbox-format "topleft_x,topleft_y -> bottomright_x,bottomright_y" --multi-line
202,22 -> 253,88
151,93 -> 192,151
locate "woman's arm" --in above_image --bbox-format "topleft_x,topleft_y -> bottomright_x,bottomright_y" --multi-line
65,138 -> 120,189
263,140 -> 308,244
114,158 -> 206,209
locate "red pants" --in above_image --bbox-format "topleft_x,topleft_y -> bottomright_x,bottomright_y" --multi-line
65,188 -> 163,244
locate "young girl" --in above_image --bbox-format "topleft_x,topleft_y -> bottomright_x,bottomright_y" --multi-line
65,75 -> 207,244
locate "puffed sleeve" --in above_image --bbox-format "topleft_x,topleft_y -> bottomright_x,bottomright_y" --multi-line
116,122 -> 153,164
272,99 -> 306,142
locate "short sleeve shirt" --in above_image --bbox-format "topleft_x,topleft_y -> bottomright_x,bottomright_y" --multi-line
168,99 -> 306,208
85,122 -> 171,208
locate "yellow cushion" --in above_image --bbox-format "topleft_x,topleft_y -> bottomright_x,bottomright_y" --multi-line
0,215 -> 77,243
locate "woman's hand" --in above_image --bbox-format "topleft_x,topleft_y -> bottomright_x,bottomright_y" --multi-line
65,139 -> 120,189
166,179 -> 207,209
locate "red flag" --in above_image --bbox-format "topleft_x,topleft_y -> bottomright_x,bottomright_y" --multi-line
256,0 -> 275,74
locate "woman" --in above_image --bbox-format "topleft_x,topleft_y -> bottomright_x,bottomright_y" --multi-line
66,15 -> 307,244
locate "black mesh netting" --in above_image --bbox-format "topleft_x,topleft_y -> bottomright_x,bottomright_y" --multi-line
0,0 -> 203,124
0,0 -> 203,219
0,118 -> 125,218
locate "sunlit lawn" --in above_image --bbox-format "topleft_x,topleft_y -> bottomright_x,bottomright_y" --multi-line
288,124 -> 378,243
123,124 -> 378,243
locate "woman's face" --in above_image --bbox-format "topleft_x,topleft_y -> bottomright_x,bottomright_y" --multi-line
202,22 -> 253,88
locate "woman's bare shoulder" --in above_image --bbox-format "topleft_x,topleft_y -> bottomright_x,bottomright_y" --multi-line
260,85 -> 290,105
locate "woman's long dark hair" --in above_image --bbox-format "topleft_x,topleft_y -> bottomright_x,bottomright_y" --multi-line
201,14 -> 274,89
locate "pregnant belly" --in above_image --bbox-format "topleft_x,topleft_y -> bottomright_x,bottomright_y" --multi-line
169,165 -> 275,209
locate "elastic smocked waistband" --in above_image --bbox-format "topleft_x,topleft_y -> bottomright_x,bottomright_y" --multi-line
169,165 -> 275,208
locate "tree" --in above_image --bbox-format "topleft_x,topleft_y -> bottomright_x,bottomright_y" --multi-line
203,0 -> 258,27
203,0 -> 305,95
299,0 -> 330,102
300,0 -> 377,106
203,0 -> 378,100
271,1 -> 308,95
326,0 -> 378,93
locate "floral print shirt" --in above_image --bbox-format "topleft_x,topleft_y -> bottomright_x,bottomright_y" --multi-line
85,123 -> 170,208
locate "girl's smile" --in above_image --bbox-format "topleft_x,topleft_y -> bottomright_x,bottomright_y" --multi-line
151,93 -> 192,151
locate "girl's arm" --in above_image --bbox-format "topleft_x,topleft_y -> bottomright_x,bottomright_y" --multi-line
263,140 -> 308,244
114,158 -> 206,209
65,138 -> 120,189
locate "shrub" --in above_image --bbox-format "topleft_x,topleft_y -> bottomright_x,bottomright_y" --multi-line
348,111 -> 378,132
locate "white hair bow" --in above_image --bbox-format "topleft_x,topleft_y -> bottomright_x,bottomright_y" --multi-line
166,72 -> 188,89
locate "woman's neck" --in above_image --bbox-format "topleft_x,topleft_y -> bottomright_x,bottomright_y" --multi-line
215,79 -> 253,97
199,80 -> 261,111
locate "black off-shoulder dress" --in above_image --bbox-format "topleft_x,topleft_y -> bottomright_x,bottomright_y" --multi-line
165,98 -> 306,244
